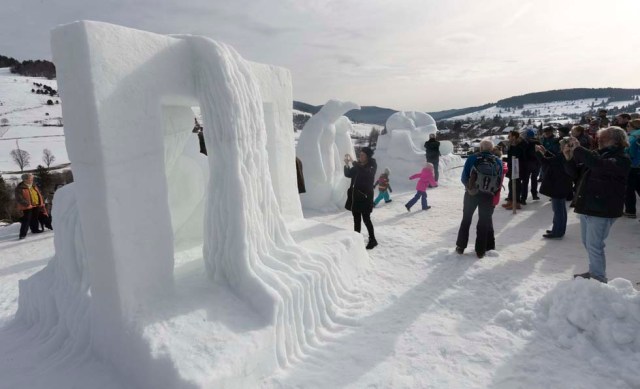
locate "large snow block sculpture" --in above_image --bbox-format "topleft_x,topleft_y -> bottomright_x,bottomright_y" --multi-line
11,21 -> 369,388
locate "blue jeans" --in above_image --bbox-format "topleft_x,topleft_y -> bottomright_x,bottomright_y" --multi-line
551,198 -> 567,236
406,190 -> 428,210
374,191 -> 391,205
579,214 -> 615,282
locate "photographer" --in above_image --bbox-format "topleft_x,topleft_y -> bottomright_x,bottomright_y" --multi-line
344,147 -> 378,249
535,143 -> 572,239
563,127 -> 631,283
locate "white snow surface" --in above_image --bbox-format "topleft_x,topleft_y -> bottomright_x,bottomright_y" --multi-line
2,179 -> 640,388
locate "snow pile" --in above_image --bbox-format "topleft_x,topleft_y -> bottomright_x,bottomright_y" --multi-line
11,21 -> 370,388
296,99 -> 359,210
495,278 -> 640,388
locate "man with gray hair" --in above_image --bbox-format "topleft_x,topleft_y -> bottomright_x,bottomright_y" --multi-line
456,139 -> 503,258
563,126 -> 630,283
14,173 -> 52,240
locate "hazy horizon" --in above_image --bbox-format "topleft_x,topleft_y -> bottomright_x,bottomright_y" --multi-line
2,0 -> 639,112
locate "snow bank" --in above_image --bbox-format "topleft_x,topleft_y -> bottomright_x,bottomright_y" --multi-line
495,279 -> 640,388
296,99 -> 359,210
11,21 -> 370,388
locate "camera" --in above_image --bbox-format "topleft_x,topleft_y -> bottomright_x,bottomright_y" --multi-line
559,136 -> 571,146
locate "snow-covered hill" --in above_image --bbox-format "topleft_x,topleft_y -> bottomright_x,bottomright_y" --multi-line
448,97 -> 640,122
0,68 -> 67,174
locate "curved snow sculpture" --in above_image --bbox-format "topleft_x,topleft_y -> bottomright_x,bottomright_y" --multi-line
296,99 -> 360,210
376,112 -> 462,188
13,21 -> 368,388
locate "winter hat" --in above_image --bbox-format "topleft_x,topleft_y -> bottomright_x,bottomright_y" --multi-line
383,167 -> 390,175
360,147 -> 374,158
429,133 -> 436,139
557,126 -> 571,137
629,119 -> 640,130
526,129 -> 535,138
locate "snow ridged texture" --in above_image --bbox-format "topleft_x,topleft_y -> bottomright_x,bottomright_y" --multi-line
13,21 -> 368,388
296,99 -> 360,210
376,113 -> 461,189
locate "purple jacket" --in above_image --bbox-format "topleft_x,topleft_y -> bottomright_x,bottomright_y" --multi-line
410,168 -> 437,191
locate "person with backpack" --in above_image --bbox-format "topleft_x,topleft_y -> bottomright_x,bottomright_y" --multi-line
456,139 -> 503,258
405,162 -> 437,212
624,119 -> 640,218
344,147 -> 378,250
424,133 -> 441,182
373,168 -> 393,206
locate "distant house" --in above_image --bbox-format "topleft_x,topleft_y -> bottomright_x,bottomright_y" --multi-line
438,128 -> 451,134
461,123 -> 472,130
501,126 -> 515,134
490,126 -> 501,134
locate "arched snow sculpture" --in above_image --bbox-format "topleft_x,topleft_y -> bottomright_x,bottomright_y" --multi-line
296,99 -> 360,210
14,21 -> 368,388
376,112 -> 463,188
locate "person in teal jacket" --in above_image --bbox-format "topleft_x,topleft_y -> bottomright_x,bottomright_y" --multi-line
624,119 -> 640,217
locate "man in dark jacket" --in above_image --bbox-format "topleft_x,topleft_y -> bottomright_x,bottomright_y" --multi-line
520,129 -> 541,203
502,131 -> 526,210
563,126 -> 631,283
344,147 -> 378,249
535,144 -> 573,239
424,134 -> 441,182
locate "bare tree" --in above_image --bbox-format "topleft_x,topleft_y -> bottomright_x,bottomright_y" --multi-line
10,140 -> 30,172
42,148 -> 56,169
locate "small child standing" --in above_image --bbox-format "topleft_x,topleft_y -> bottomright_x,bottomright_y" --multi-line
374,168 -> 393,206
405,162 -> 438,211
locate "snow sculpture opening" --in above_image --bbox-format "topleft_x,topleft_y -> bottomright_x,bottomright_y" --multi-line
296,99 -> 360,210
14,21 -> 368,388
376,112 -> 463,188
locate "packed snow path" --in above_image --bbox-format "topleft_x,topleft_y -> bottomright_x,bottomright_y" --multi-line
1,182 -> 639,388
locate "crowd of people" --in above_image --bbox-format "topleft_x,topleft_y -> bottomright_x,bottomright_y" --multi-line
456,110 -> 639,283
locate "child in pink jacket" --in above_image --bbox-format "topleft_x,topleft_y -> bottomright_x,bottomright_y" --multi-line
405,162 -> 438,211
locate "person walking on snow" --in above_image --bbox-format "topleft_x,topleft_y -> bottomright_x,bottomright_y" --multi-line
373,168 -> 393,206
405,162 -> 437,211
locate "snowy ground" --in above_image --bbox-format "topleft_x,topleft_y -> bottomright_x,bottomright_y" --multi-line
2,179 -> 639,388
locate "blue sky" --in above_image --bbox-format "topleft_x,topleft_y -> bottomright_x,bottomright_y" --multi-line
2,0 -> 639,111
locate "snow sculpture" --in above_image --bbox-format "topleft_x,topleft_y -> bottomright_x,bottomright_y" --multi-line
376,112 -> 463,188
384,111 -> 437,148
14,21 -> 368,388
296,99 -> 360,210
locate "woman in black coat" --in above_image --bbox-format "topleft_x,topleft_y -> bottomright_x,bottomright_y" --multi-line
344,147 -> 378,249
535,144 -> 573,239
